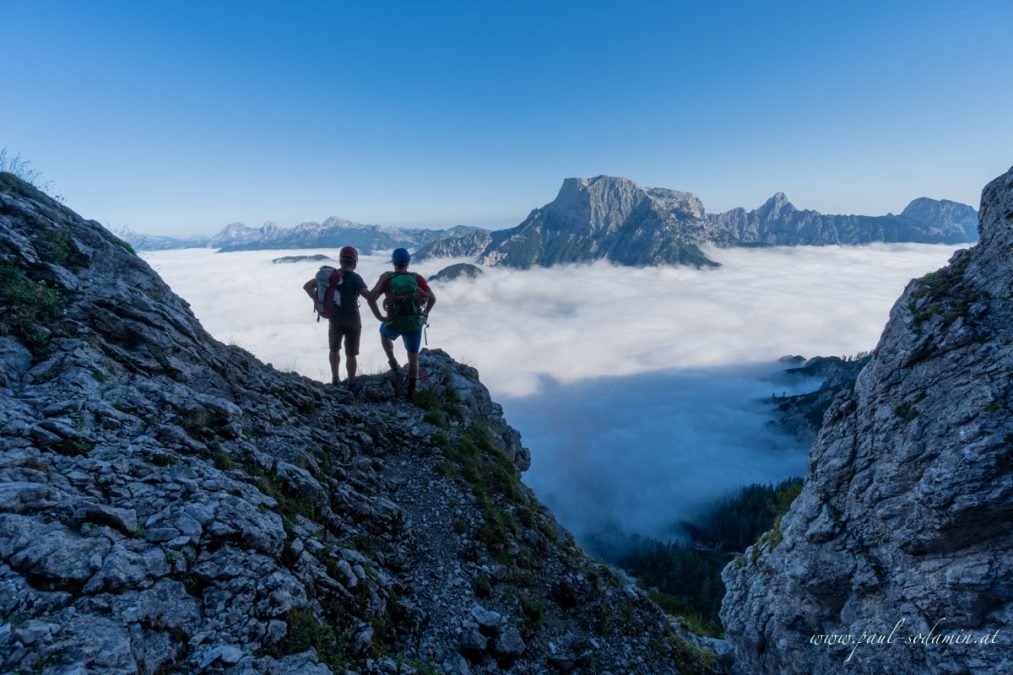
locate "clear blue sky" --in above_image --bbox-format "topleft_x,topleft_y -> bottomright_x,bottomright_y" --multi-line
4,0 -> 1012,235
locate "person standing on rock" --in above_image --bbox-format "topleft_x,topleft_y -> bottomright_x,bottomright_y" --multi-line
365,247 -> 436,400
303,246 -> 371,388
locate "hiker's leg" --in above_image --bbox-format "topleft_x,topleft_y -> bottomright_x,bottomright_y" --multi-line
407,351 -> 419,379
379,323 -> 399,369
345,327 -> 360,384
346,354 -> 357,382
327,321 -> 341,384
329,350 -> 340,384
404,328 -> 422,399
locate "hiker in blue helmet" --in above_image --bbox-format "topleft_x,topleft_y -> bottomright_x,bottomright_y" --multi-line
365,247 -> 436,400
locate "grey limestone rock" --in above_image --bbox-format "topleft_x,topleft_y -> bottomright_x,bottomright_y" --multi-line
721,167 -> 1013,674
492,625 -> 526,658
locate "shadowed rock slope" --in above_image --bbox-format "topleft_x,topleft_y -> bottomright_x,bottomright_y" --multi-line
721,167 -> 1013,673
0,173 -> 714,673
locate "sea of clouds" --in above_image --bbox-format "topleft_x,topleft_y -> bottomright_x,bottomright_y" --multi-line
143,243 -> 963,542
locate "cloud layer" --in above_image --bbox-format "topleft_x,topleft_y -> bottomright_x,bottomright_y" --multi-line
145,243 -> 960,396
144,243 -> 963,541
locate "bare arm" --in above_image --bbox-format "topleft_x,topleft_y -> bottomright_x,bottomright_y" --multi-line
422,288 -> 436,317
364,272 -> 391,302
360,286 -> 386,322
364,273 -> 391,322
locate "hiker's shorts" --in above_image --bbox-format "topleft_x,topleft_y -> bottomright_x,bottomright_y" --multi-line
329,321 -> 361,354
380,322 -> 423,354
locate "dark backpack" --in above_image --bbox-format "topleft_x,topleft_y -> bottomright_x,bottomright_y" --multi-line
388,272 -> 426,332
313,266 -> 343,321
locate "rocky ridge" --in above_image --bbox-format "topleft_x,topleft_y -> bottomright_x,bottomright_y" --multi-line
0,173 -> 713,673
430,264 -> 484,284
413,231 -> 494,264
418,177 -> 977,269
720,167 -> 1013,673
707,192 -> 978,246
122,219 -> 480,255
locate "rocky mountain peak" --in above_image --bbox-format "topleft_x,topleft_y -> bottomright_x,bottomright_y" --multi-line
547,175 -> 647,235
720,166 -> 1013,674
757,191 -> 795,218
0,172 -> 711,673
901,196 -> 980,241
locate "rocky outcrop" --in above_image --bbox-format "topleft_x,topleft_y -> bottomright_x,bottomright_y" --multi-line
721,167 -> 1013,673
769,355 -> 872,444
430,264 -> 484,283
271,255 -> 334,265
477,176 -> 722,268
0,172 -> 710,673
414,230 -> 493,263
707,193 -> 978,246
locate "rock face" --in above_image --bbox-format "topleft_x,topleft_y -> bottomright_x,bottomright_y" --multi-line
721,167 -> 1013,674
477,176 -> 722,268
0,173 -> 709,673
707,193 -> 978,246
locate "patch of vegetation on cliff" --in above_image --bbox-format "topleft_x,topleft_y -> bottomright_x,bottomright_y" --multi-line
265,608 -> 351,671
436,424 -> 526,557
907,253 -> 978,327
0,263 -> 67,351
610,477 -> 803,637
413,386 -> 464,427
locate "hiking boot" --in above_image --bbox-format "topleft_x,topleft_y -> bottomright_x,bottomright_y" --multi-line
346,380 -> 363,393
388,357 -> 400,373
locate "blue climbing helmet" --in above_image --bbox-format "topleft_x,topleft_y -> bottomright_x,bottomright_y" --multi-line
392,247 -> 411,265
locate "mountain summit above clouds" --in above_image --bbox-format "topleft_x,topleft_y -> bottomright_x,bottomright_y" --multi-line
0,172 -> 715,673
707,192 -> 978,247
416,176 -> 979,268
472,175 -> 722,268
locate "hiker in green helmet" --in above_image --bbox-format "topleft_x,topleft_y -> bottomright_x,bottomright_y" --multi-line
365,247 -> 436,400
303,246 -> 371,388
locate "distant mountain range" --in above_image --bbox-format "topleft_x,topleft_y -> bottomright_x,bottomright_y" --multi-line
416,176 -> 978,268
122,176 -> 978,268
119,219 -> 480,254
707,191 -> 978,247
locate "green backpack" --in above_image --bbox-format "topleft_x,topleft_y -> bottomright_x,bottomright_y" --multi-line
389,272 -> 426,333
